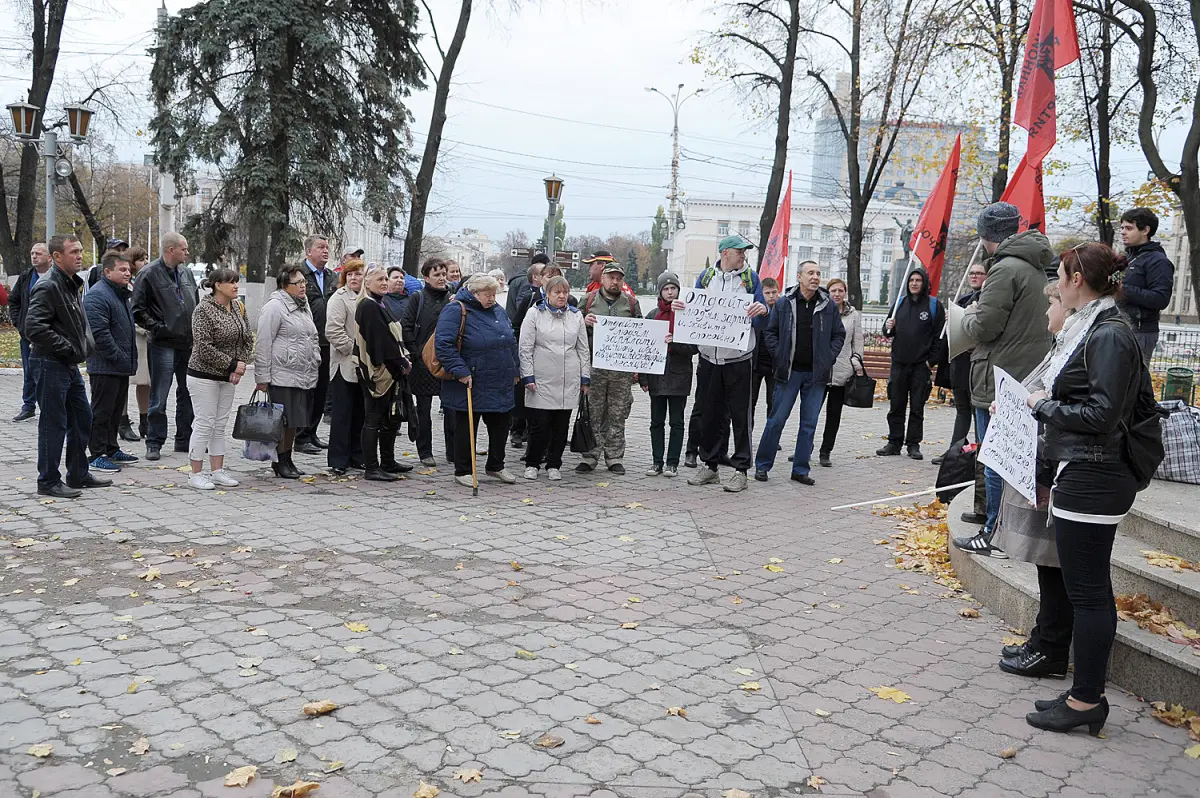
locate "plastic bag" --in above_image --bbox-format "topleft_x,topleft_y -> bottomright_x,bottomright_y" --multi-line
243,439 -> 278,463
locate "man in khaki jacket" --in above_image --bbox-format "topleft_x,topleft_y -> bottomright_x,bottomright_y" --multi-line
954,202 -> 1053,558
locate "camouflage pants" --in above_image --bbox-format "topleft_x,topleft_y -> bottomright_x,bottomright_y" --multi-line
584,369 -> 636,467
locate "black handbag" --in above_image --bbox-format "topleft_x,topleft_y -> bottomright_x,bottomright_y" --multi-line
570,393 -> 598,454
843,354 -> 876,409
1121,368 -> 1169,490
232,390 -> 286,443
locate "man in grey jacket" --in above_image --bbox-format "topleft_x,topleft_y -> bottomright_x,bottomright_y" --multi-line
953,202 -> 1052,558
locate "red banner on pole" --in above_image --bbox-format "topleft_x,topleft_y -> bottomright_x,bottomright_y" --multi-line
1014,0 -> 1081,164
908,133 -> 961,296
759,171 -> 791,286
1000,153 -> 1046,233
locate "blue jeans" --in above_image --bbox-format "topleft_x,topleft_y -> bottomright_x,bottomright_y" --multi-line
976,408 -> 1002,534
19,336 -> 41,412
36,360 -> 91,488
147,343 -> 194,449
754,369 -> 827,476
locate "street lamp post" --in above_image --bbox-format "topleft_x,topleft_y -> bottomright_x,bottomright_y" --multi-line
5,100 -> 96,238
543,174 -> 564,259
646,84 -> 703,269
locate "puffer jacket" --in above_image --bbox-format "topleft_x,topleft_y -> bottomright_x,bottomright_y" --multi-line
131,257 -> 199,350
254,290 -> 320,389
519,302 -> 591,410
436,285 -> 519,413
1120,240 -> 1175,333
1033,308 -> 1144,463
828,305 -> 864,387
962,231 -> 1053,408
325,286 -> 360,383
24,267 -> 93,365
399,283 -> 451,396
764,286 -> 845,384
188,296 -> 254,382
82,277 -> 137,376
639,306 -> 698,396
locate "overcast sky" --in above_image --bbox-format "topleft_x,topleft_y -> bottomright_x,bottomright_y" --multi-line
0,0 -> 1186,243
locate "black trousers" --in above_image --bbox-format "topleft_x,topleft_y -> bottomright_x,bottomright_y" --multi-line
453,410 -> 511,476
751,372 -> 775,422
686,360 -> 729,459
525,408 -> 571,470
698,358 -> 754,472
951,386 -> 974,443
886,362 -> 931,446
360,385 -> 398,470
510,383 -> 528,437
1030,565 -> 1073,661
820,384 -> 846,456
88,374 -> 128,458
415,395 -> 455,460
299,345 -> 330,442
328,374 -> 365,469
1056,516 -> 1119,704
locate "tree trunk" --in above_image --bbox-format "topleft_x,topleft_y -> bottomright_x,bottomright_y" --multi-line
991,69 -> 1014,202
403,0 -> 472,277
246,217 -> 268,284
67,170 -> 105,252
845,0 -> 866,310
757,1 -> 800,262
1094,11 -> 1114,246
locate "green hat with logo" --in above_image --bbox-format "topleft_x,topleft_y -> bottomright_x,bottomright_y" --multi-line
718,234 -> 755,252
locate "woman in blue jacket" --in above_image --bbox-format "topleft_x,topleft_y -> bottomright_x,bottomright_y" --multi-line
435,273 -> 520,487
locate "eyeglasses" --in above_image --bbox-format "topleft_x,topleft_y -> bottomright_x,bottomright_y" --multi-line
287,279 -> 307,286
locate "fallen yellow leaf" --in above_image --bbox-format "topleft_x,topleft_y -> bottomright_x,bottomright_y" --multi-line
271,781 -> 320,798
344,621 -> 369,633
807,775 -> 826,790
584,714 -> 602,724
999,747 -> 1017,759
620,622 -> 639,630
624,502 -> 643,509
870,686 -> 912,704
510,561 -> 522,571
764,564 -> 784,573
515,649 -> 537,660
302,700 -> 337,716
618,535 -> 636,542
596,482 -> 610,488
414,782 -> 440,798
739,681 -> 761,691
1186,744 -> 1200,758
1002,635 -> 1027,646
814,708 -> 832,717
723,790 -> 752,798
129,737 -> 149,755
453,768 -> 483,783
62,578 -> 80,586
666,706 -> 687,717
70,658 -> 82,666
535,733 -> 564,748
731,595 -> 744,605
27,743 -> 52,758
323,761 -> 344,773
828,558 -> 843,564
224,765 -> 257,787
138,567 -> 161,581
959,608 -> 981,619
626,596 -> 642,603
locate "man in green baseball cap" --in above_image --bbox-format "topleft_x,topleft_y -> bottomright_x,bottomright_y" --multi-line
717,234 -> 755,253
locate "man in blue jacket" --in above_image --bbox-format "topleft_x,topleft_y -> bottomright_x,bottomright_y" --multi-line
1118,208 -> 1175,366
82,251 -> 139,474
753,260 -> 845,485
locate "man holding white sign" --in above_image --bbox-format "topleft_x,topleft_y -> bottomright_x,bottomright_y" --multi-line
683,234 -> 769,493
978,366 -> 1039,505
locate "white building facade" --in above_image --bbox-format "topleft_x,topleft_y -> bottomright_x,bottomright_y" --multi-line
671,197 -> 922,303
1162,210 -> 1196,323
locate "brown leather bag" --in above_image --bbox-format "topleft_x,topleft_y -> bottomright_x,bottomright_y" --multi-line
422,300 -> 467,379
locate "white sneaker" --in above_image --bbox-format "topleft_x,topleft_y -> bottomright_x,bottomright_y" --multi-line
523,466 -> 539,481
188,473 -> 215,491
487,469 -> 517,484
547,468 -> 562,481
210,469 -> 239,487
454,474 -> 475,488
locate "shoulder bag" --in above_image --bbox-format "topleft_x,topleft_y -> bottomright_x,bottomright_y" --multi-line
843,353 -> 876,409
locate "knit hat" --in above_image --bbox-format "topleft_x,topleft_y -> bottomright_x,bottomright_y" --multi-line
977,202 -> 1022,243
657,271 -> 681,294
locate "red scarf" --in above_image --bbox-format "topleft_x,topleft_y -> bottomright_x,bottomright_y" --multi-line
657,296 -> 675,332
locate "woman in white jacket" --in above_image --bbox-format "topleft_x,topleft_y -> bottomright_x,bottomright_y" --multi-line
818,278 -> 865,467
518,276 -> 591,481
324,259 -> 365,475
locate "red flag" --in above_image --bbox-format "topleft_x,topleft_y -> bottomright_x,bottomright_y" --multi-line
908,134 -> 960,296
1000,153 -> 1046,233
1014,0 -> 1080,164
759,171 -> 791,286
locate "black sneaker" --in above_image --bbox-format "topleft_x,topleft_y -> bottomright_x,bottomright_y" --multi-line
876,443 -> 902,456
906,445 -> 923,460
1000,648 -> 1068,679
145,445 -> 161,462
791,474 -> 816,486
1002,640 -> 1030,659
819,452 -> 831,467
952,531 -> 1008,558
11,407 -> 35,423
753,469 -> 768,482
960,512 -> 988,525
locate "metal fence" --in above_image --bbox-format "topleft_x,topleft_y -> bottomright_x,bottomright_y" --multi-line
1151,327 -> 1200,375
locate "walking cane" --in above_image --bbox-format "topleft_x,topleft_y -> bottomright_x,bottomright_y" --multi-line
466,377 -> 478,497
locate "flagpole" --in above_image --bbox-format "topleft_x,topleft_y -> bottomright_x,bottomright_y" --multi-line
889,250 -> 917,319
942,240 -> 983,341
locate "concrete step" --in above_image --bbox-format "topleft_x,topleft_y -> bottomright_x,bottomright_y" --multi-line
1110,534 -> 1200,630
947,490 -> 1200,709
1119,478 -> 1200,562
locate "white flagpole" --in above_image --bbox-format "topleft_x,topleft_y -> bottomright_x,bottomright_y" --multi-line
830,480 -> 975,511
942,240 -> 984,340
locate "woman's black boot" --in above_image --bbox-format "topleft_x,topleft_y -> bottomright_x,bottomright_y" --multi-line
1026,697 -> 1109,736
273,451 -> 300,479
286,451 -> 306,476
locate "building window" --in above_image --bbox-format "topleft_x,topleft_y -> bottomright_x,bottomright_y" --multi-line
738,221 -> 753,238
821,225 -> 836,241
863,229 -> 876,243
717,220 -> 730,237
798,246 -> 813,261
799,224 -> 813,240
883,230 -> 895,245
818,248 -> 833,267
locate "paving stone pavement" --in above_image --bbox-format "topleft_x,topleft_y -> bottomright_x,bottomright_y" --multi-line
1,369 -> 1198,798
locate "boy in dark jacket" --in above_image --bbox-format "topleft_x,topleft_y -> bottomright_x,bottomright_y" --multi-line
639,272 -> 697,477
752,277 -> 780,421
878,265 -> 945,460
1118,208 -> 1174,366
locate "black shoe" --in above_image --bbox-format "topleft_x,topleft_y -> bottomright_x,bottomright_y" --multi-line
138,414 -> 148,439
1034,691 -> 1071,712
68,474 -> 113,489
960,512 -> 988,525
173,441 -> 189,454
906,445 -> 923,460
1001,640 -> 1030,659
272,457 -> 300,479
285,452 -> 306,476
607,463 -> 625,475
1026,697 -> 1108,736
295,440 -> 321,456
145,445 -> 161,461
12,408 -> 35,422
684,453 -> 697,468
787,455 -> 794,462
819,452 -> 831,467
37,482 -> 82,499
791,474 -> 816,486
952,531 -> 1008,558
575,462 -> 594,473
877,444 -> 902,456
510,435 -> 525,449
931,455 -> 944,466
753,469 -> 768,482
119,420 -> 141,442
330,467 -> 348,476
365,467 -> 399,482
999,648 -> 1068,679
349,460 -> 366,470
312,434 -> 328,450
381,462 -> 413,474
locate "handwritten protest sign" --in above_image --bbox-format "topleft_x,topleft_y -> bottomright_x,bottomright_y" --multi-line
592,316 -> 669,375
978,366 -> 1039,504
674,288 -> 754,351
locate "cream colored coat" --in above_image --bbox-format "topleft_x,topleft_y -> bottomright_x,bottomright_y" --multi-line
519,304 -> 591,411
325,286 -> 359,383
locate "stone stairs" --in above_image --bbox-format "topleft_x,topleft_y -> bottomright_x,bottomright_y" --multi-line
947,479 -> 1200,708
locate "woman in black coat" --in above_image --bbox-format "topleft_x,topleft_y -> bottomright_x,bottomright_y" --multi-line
638,272 -> 697,477
399,258 -> 453,466
356,266 -> 413,481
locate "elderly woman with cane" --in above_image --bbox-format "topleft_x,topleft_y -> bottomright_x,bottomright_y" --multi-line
435,273 -> 520,488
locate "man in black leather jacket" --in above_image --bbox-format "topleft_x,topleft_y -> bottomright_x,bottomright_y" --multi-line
24,235 -> 111,499
132,232 -> 198,460
1118,208 -> 1175,366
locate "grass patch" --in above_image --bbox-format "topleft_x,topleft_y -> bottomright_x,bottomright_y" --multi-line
0,327 -> 21,366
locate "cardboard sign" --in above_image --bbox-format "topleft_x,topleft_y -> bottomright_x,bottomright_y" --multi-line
978,366 -> 1039,504
592,316 -> 669,375
673,288 -> 753,351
